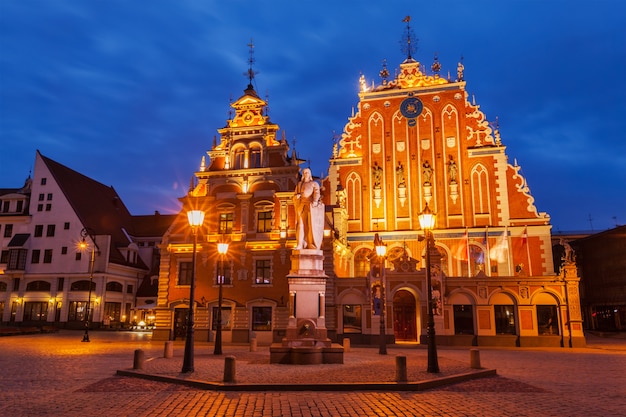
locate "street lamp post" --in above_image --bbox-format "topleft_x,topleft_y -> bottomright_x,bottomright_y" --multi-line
181,210 -> 205,373
214,241 -> 229,355
374,233 -> 387,355
419,203 -> 440,373
79,228 -> 97,343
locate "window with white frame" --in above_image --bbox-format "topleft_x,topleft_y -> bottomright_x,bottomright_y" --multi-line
254,259 -> 271,284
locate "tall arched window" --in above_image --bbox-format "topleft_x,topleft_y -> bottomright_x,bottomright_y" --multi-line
354,248 -> 372,278
233,149 -> 245,169
250,147 -> 262,168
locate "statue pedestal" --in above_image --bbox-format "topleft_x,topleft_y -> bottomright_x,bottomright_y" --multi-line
270,249 -> 344,364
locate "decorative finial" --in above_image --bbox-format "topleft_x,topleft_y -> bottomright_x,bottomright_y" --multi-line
379,59 -> 390,85
244,38 -> 259,89
431,53 -> 441,75
457,56 -> 464,81
265,89 -> 270,117
401,16 -> 417,61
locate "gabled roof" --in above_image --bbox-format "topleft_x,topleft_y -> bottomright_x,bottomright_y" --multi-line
38,151 -> 146,269
131,213 -> 176,238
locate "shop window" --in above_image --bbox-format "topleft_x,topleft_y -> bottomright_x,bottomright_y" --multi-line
537,305 -> 559,335
212,306 -> 232,330
103,302 -> 121,322
342,304 -> 362,334
23,301 -> 48,321
252,306 -> 272,331
453,304 -> 475,335
67,301 -> 91,322
494,305 -> 516,334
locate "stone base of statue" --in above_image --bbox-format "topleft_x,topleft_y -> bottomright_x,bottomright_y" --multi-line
270,249 -> 344,364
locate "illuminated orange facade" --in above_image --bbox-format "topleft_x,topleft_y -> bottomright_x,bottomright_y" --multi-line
153,83 -> 302,345
327,51 -> 585,347
154,39 -> 585,348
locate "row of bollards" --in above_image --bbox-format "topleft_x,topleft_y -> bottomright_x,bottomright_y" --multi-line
133,341 -> 481,384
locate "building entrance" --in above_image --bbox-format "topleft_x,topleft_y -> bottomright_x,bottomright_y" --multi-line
393,290 -> 417,342
173,309 -> 188,340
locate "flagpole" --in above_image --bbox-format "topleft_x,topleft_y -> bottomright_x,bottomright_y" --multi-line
466,228 -> 471,277
524,227 -> 533,276
485,226 -> 491,276
506,226 -> 513,276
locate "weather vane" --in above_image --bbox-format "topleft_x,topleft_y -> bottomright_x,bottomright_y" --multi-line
401,16 -> 417,60
245,38 -> 259,88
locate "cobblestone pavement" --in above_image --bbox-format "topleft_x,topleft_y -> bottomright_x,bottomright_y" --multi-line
1,330 -> 625,416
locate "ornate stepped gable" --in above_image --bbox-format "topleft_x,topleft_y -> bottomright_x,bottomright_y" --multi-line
330,45 -> 550,279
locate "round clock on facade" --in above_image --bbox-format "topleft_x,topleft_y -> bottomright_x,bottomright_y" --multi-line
400,97 -> 423,119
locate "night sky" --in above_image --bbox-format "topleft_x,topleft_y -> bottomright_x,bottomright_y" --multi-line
1,1 -> 624,232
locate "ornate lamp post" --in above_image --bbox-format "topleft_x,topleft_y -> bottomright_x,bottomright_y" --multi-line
181,209 -> 205,373
214,241 -> 229,355
374,233 -> 387,355
79,228 -> 97,343
418,203 -> 439,372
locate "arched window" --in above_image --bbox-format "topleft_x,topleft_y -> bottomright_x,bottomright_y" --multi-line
233,149 -> 245,169
26,280 -> 51,291
106,282 -> 123,292
70,280 -> 95,291
354,248 -> 372,278
250,147 -> 262,168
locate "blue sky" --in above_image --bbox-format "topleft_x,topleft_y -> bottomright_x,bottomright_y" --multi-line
1,0 -> 625,232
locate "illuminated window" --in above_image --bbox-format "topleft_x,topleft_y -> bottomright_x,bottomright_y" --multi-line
257,210 -> 272,233
255,260 -> 271,284
252,306 -> 272,331
219,213 -> 234,234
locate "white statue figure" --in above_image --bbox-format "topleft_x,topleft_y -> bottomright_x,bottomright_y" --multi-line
293,168 -> 324,250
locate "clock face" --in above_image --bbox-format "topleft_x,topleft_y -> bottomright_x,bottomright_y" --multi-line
400,97 -> 423,119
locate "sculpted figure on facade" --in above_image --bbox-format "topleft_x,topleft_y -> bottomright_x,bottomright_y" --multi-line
447,155 -> 458,183
396,162 -> 406,188
372,162 -> 383,189
422,160 -> 433,185
293,168 -> 324,250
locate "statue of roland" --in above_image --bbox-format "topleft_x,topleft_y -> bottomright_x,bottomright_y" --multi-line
293,168 -> 324,250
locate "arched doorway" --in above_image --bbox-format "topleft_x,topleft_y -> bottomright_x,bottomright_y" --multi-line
393,290 -> 417,342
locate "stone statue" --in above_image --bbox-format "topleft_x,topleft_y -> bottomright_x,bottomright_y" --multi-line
560,238 -> 575,264
293,168 -> 324,250
422,160 -> 433,185
372,162 -> 383,189
396,162 -> 406,187
447,155 -> 457,183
